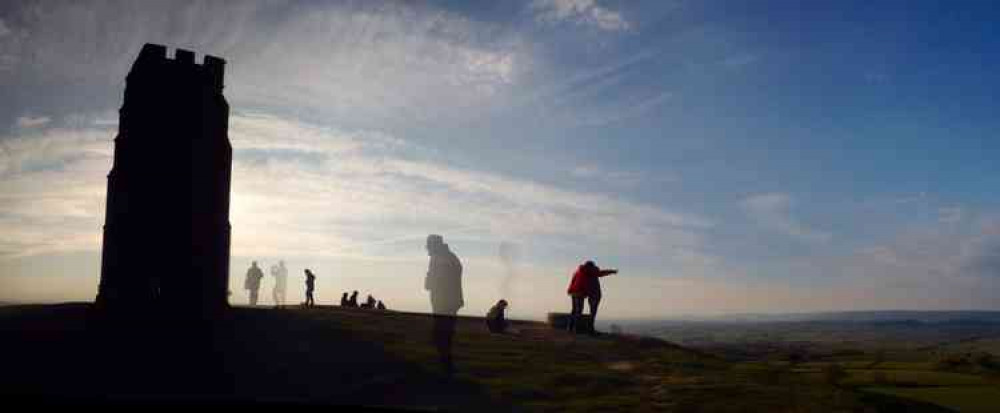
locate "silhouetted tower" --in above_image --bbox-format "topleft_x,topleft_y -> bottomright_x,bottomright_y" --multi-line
96,44 -> 232,316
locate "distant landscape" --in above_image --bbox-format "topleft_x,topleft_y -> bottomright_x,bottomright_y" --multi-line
601,311 -> 1000,412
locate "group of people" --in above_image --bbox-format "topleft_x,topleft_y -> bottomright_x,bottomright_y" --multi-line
243,260 -> 288,307
239,234 -> 614,379
480,260 -> 618,337
242,234 -> 618,340
243,261 -> 315,308
339,290 -> 387,310
243,262 -> 393,312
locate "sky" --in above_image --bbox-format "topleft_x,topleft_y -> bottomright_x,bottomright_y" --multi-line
1,0 -> 998,319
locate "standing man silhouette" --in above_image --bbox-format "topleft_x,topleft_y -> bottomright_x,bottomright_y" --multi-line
424,234 -> 463,377
304,269 -> 316,308
244,261 -> 264,306
270,260 -> 288,308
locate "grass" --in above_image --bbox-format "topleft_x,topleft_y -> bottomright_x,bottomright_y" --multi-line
0,303 -> 983,411
864,386 -> 1000,413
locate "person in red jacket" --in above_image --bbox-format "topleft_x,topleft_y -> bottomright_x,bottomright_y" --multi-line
567,260 -> 617,334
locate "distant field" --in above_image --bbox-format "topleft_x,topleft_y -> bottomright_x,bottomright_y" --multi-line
865,386 -> 1000,413
843,369 -> 990,386
631,318 -> 1000,412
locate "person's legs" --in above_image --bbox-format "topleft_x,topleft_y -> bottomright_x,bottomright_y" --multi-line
587,295 -> 601,320
569,295 -> 584,332
587,295 -> 601,334
272,289 -> 280,307
432,309 -> 458,377
249,288 -> 258,306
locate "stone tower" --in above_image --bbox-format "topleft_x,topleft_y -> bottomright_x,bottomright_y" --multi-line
96,43 -> 232,316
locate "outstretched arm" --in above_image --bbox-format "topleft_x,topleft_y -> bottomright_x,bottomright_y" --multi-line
598,269 -> 618,277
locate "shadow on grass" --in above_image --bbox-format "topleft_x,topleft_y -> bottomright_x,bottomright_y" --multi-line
0,304 -> 511,411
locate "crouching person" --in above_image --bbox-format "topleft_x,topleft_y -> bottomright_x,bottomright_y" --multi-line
486,299 -> 509,333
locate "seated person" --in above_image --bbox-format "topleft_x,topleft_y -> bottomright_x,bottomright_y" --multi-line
376,300 -> 386,310
360,294 -> 376,309
485,299 -> 509,333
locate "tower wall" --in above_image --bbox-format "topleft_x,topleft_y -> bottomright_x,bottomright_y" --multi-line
96,43 -> 232,316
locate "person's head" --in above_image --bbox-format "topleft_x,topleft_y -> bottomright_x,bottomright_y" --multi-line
426,234 -> 445,255
305,269 -> 313,276
583,260 -> 596,269
252,261 -> 258,268
352,290 -> 358,295
279,260 -> 285,267
342,292 -> 347,297
497,299 -> 508,308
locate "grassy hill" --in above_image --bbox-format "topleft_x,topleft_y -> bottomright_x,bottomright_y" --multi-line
0,303 -> 957,411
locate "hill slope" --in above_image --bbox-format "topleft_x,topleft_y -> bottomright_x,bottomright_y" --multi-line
0,304 -> 951,411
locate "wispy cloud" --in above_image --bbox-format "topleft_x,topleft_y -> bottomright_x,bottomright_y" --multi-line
15,116 -> 51,129
938,206 -> 963,224
571,164 -> 676,188
574,90 -> 672,126
741,193 -> 832,243
530,0 -> 632,32
0,2 -> 531,128
0,113 -> 713,265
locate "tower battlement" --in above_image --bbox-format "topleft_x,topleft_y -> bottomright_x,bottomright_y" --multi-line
132,43 -> 225,92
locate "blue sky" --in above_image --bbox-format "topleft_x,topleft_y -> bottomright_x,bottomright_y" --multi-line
1,0 -> 998,318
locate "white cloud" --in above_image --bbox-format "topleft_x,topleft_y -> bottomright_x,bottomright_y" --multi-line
0,112 -> 733,316
0,127 -> 111,258
530,0 -> 631,32
939,206 -> 963,224
571,164 -> 676,188
15,116 -> 51,128
0,113 -> 713,266
0,2 -> 531,127
575,90 -> 672,126
741,193 -> 831,243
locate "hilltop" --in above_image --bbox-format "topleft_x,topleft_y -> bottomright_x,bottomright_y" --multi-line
0,304 -> 952,411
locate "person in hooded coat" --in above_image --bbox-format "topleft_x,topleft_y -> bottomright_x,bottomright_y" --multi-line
424,234 -> 464,377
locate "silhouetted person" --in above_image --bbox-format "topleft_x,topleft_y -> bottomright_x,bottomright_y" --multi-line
245,261 -> 264,306
340,292 -> 349,307
304,269 -> 316,307
348,290 -> 359,307
361,294 -> 376,309
270,260 -> 288,308
486,299 -> 509,334
566,260 -> 617,335
377,300 -> 386,310
424,234 -> 463,377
